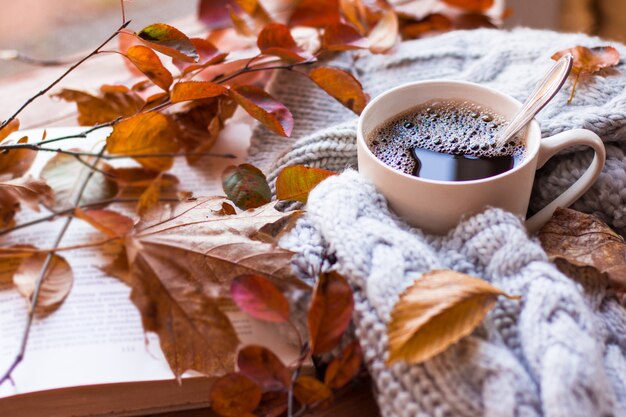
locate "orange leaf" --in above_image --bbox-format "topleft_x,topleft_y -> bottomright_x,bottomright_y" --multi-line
231,274 -> 290,323
0,136 -> 37,179
75,208 -> 134,238
309,67 -> 368,115
171,81 -> 227,103
254,391 -> 288,417
322,23 -> 368,51
324,340 -> 362,389
137,23 -> 198,63
118,29 -> 143,77
55,87 -> 145,126
137,175 -> 162,216
126,45 -> 173,91
0,177 -> 54,229
209,373 -> 262,417
237,345 -> 291,391
367,8 -> 398,53
222,164 -> 271,210
275,165 -> 336,203
442,0 -> 494,12
339,0 -> 368,34
229,85 -> 294,136
289,0 -> 341,28
401,14 -> 453,39
173,38 -> 228,75
0,119 -> 20,143
293,375 -> 332,406
106,112 -> 179,172
104,167 -> 178,188
308,271 -> 354,355
257,23 -> 313,63
552,45 -> 620,75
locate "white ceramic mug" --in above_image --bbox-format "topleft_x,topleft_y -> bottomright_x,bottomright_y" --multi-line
357,80 -> 606,235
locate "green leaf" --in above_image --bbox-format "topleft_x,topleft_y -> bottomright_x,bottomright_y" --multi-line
137,23 -> 198,63
222,164 -> 271,210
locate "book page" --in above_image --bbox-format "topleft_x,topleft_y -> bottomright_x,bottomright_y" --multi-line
0,120 -> 301,398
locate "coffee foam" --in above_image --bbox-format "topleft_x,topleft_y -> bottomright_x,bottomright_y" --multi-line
368,100 -> 526,175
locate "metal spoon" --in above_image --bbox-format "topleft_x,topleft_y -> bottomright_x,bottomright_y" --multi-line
494,53 -> 574,148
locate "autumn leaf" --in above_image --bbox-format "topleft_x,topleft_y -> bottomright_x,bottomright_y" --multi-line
254,391 -> 288,417
442,0 -> 494,12
222,164 -> 271,210
293,375 -> 333,407
339,0 -> 368,34
276,165 -> 336,203
13,252 -> 74,316
324,340 -> 362,389
199,0 -> 235,30
257,23 -> 313,63
308,271 -> 354,355
322,23 -> 368,51
0,118 -> 20,143
40,153 -> 117,212
367,8 -> 398,53
309,67 -> 368,114
0,245 -> 33,286
231,274 -> 290,322
126,45 -> 173,91
74,208 -> 133,238
172,38 -> 228,75
136,174 -> 163,216
0,177 -> 54,229
401,14 -> 453,39
137,23 -> 198,62
0,136 -> 37,179
538,208 -> 626,290
55,86 -> 145,126
237,345 -> 291,391
171,81 -> 227,103
209,373 -> 262,417
228,85 -> 294,137
107,112 -> 180,171
387,269 -> 517,365
289,0 -> 341,28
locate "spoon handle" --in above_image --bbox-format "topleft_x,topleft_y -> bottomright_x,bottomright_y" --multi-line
495,53 -> 574,148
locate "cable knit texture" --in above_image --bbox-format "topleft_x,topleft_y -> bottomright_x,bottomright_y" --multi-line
248,28 -> 626,417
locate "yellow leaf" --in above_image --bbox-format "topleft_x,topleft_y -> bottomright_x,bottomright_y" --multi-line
387,269 -> 518,365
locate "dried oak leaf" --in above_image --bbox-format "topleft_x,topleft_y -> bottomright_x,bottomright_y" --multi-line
324,340 -> 363,389
231,274 -> 290,323
257,23 -> 313,63
228,85 -> 294,137
117,197 -> 306,377
387,269 -> 517,365
308,271 -> 354,355
55,86 -> 145,126
209,373 -> 262,417
538,207 -> 626,290
309,67 -> 369,115
125,45 -> 173,91
137,23 -> 199,63
237,345 -> 291,391
294,375 -> 333,407
0,177 -> 54,229
275,165 -> 336,203
222,163 -> 271,210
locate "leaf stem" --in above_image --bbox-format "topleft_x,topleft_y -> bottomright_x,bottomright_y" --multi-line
567,72 -> 580,105
0,21 -> 131,131
214,59 -> 315,85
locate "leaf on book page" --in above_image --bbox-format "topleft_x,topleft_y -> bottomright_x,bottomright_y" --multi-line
209,373 -> 262,417
0,245 -> 36,285
0,176 -> 54,229
324,340 -> 362,389
293,375 -> 332,407
13,252 -> 74,315
237,345 -> 291,391
387,269 -> 517,365
538,207 -> 626,290
74,208 -> 134,238
307,271 -> 354,355
231,274 -> 290,323
0,135 -> 37,179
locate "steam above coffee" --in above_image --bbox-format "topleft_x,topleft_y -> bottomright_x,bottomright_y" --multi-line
368,100 -> 525,182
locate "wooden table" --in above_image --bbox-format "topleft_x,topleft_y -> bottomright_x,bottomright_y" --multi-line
0,15 -> 381,417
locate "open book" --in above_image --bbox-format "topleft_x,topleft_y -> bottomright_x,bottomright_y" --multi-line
0,124 -> 302,417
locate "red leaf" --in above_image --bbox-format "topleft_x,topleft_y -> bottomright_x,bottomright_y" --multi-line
289,0 -> 341,28
442,0 -> 494,13
293,375 -> 332,407
209,373 -> 262,417
309,67 -> 368,114
308,271 -> 354,355
126,45 -> 173,91
322,23 -> 368,51
74,208 -> 134,238
257,23 -> 313,63
228,85 -> 294,136
231,274 -> 290,323
237,345 -> 291,391
171,81 -> 228,103
199,0 -> 233,30
172,38 -> 228,75
222,164 -> 271,210
137,23 -> 198,63
324,340 -> 362,389
275,165 -> 336,203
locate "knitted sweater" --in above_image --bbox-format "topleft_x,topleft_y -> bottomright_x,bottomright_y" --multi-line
248,28 -> 626,417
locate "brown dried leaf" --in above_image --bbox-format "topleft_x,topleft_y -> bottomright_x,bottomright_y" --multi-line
0,245 -> 35,286
289,0 -> 341,28
275,165 -> 336,203
0,177 -> 53,229
137,23 -> 198,63
237,345 -> 291,391
322,23 -> 368,51
308,271 -> 354,355
538,207 -> 626,290
309,67 -> 368,115
367,8 -> 398,53
75,208 -> 134,238
107,112 -> 180,172
293,375 -> 332,407
0,136 -> 37,179
324,340 -> 362,389
401,14 -> 453,39
387,269 -> 516,365
442,0 -> 494,12
229,85 -> 294,137
552,45 -> 620,75
231,274 -> 290,322
209,373 -> 262,417
137,175 -> 162,216
257,23 -> 313,62
126,45 -> 174,91
55,87 -> 145,126
13,253 -> 74,316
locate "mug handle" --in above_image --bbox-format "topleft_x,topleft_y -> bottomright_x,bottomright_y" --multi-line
525,129 -> 606,233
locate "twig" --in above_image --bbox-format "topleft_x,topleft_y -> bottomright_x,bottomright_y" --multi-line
213,59 -> 315,85
0,50 -> 79,67
0,21 -> 131,131
0,143 -> 108,387
120,0 -> 126,26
